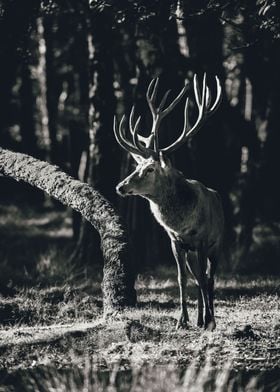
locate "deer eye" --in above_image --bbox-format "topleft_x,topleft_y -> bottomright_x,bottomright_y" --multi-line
146,167 -> 154,174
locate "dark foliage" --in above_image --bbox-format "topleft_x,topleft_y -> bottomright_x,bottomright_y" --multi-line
0,0 -> 280,275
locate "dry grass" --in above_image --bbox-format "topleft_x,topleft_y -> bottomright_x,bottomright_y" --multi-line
0,205 -> 279,391
0,270 -> 279,391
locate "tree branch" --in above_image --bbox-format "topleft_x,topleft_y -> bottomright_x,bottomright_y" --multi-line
0,147 -> 136,312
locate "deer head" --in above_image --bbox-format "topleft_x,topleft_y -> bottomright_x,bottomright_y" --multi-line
114,74 -> 222,199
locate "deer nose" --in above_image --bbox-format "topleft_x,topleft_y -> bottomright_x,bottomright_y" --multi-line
116,183 -> 126,196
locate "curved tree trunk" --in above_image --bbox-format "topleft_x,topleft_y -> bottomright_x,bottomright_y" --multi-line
0,147 -> 136,313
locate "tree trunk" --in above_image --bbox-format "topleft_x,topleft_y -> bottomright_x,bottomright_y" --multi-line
88,12 -> 119,203
70,8 -> 120,265
35,17 -> 52,161
0,0 -> 39,149
20,63 -> 38,156
44,16 -> 60,166
0,147 -> 136,312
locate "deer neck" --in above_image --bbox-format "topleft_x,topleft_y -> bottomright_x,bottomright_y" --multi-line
148,170 -> 196,214
147,170 -> 197,237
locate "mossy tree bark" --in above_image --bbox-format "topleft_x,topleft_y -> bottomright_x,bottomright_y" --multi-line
0,147 -> 136,312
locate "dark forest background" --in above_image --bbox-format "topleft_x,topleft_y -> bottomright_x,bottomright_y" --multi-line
0,0 -> 280,275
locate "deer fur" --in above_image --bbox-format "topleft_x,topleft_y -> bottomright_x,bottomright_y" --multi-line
117,156 -> 224,330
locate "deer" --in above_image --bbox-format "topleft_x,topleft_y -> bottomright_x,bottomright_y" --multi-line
113,73 -> 224,331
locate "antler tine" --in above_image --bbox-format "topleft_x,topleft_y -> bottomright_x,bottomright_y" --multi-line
160,96 -> 191,154
206,86 -> 212,109
208,76 -> 222,115
201,72 -> 208,112
150,77 -> 159,102
129,105 -> 142,138
129,105 -> 154,149
113,115 -> 146,157
161,83 -> 188,117
193,74 -> 201,105
129,105 -> 136,135
146,78 -> 159,118
131,115 -> 150,155
201,72 -> 207,110
192,73 -> 207,125
183,73 -> 208,137
193,73 -> 207,108
131,115 -> 141,145
160,73 -> 222,155
158,89 -> 171,111
195,73 -> 221,116
132,114 -> 141,134
114,115 -> 129,152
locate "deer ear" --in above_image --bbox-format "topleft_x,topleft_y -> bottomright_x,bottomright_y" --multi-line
159,152 -> 171,168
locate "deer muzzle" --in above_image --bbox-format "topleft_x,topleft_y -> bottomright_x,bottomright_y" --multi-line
116,181 -> 133,197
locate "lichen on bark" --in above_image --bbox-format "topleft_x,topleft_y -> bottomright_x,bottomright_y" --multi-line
0,147 -> 136,312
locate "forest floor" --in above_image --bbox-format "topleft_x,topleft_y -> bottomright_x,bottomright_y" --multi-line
0,205 -> 279,391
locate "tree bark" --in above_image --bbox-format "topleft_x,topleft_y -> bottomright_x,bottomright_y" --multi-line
70,8 -> 119,265
35,17 -> 52,162
0,147 -> 136,312
44,16 -> 60,166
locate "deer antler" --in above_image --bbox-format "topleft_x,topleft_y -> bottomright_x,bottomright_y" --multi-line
114,111 -> 156,159
113,74 -> 222,159
146,78 -> 188,157
161,73 -> 222,155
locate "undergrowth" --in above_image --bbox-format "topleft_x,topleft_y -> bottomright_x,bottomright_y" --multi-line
0,205 -> 279,391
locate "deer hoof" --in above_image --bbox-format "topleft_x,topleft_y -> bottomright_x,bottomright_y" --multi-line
176,316 -> 189,330
197,315 -> 204,328
197,320 -> 204,328
205,319 -> 216,331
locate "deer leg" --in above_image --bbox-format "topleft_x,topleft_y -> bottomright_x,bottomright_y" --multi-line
206,260 -> 216,331
208,250 -> 219,324
197,288 -> 203,327
171,240 -> 189,329
197,249 -> 215,331
184,250 -> 203,328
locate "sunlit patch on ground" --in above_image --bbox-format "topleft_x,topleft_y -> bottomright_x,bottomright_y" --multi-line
0,270 -> 279,390
0,206 -> 279,390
